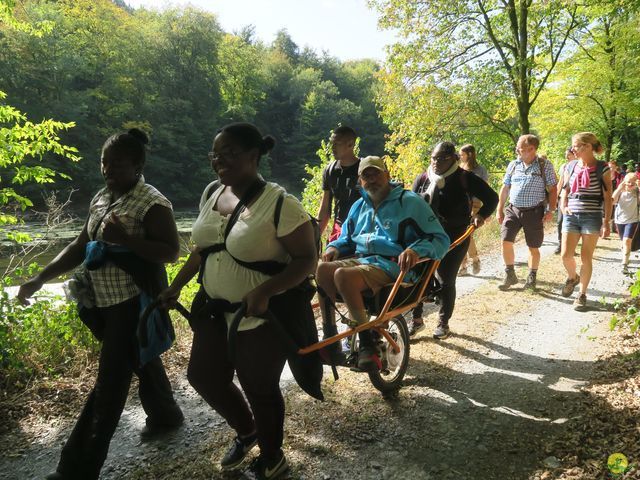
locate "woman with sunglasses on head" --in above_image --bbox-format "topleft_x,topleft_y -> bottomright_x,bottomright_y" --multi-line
17,128 -> 184,480
559,132 -> 613,311
410,142 -> 498,339
159,123 -> 317,480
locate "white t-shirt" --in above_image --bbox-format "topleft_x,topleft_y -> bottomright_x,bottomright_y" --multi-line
615,189 -> 640,224
191,181 -> 309,331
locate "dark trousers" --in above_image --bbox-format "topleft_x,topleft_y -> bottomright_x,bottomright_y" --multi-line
557,207 -> 563,244
57,296 -> 183,480
187,316 -> 287,460
413,227 -> 470,326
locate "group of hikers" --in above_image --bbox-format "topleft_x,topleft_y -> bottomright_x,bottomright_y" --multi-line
15,122 -> 622,480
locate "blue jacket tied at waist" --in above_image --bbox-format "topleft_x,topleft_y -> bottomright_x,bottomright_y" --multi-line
328,185 -> 450,283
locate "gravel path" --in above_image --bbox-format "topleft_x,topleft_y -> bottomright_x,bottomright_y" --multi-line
0,233 -> 631,480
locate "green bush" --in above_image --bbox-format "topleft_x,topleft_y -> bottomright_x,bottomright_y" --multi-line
610,271 -> 640,333
0,268 -> 98,388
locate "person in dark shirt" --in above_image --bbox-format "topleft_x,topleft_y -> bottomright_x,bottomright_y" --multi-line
317,126 -> 361,242
411,142 -> 499,339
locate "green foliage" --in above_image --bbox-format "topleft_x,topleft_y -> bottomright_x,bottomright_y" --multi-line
0,0 -> 386,205
533,6 -> 640,163
372,0 -> 640,178
0,267 -> 98,388
371,0 -> 584,136
610,271 -> 640,333
301,137 -> 333,216
166,255 -> 199,310
0,0 -> 53,36
0,92 -> 79,231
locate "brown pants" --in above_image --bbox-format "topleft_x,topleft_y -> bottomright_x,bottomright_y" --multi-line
187,315 -> 287,460
500,204 -> 545,248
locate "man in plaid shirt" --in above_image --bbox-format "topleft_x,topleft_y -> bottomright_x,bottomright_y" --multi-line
496,134 -> 557,290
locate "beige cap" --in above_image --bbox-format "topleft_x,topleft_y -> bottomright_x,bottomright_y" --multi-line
358,156 -> 387,175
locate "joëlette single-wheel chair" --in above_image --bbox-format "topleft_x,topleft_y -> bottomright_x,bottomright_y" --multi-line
143,225 -> 475,396
301,224 -> 476,394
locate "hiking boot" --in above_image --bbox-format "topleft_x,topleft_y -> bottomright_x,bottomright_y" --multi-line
408,318 -> 426,337
523,272 -> 537,291
561,275 -> 580,297
357,345 -> 381,371
472,259 -> 481,275
241,453 -> 289,480
221,433 -> 258,469
433,323 -> 450,340
498,269 -> 518,291
573,294 -> 587,312
458,265 -> 469,277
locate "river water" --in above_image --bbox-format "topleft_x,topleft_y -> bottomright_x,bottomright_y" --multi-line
1,210 -> 199,275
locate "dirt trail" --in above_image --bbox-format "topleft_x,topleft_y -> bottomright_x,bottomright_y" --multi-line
0,234 -> 632,480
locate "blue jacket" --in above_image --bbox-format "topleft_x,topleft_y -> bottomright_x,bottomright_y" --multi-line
327,185 -> 450,282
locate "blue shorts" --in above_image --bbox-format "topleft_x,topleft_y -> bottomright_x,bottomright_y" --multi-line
562,212 -> 602,235
617,222 -> 639,239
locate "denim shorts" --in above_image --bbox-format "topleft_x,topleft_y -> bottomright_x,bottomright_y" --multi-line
617,222 -> 639,240
562,212 -> 602,235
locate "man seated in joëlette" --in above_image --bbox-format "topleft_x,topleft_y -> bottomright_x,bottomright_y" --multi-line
316,156 -> 450,371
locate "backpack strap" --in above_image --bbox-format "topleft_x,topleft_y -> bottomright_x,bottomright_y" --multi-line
274,191 -> 285,230
504,161 -> 517,183
565,160 -> 579,190
596,160 -> 607,198
197,178 -> 267,283
538,157 -> 548,191
205,180 -> 221,201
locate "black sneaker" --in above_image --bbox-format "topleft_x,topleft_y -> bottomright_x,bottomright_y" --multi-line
523,273 -> 537,291
408,318 -> 426,337
221,433 -> 258,469
498,269 -> 518,291
357,345 -> 381,371
241,453 -> 289,480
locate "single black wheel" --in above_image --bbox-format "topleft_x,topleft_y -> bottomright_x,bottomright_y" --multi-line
368,315 -> 410,393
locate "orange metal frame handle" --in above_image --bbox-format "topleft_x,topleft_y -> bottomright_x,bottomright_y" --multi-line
300,224 -> 476,356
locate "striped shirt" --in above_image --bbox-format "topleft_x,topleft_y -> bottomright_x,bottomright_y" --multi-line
87,177 -> 172,307
566,161 -> 610,214
504,157 -> 557,208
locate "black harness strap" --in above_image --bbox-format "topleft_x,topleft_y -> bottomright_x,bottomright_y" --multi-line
197,178 -> 271,284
